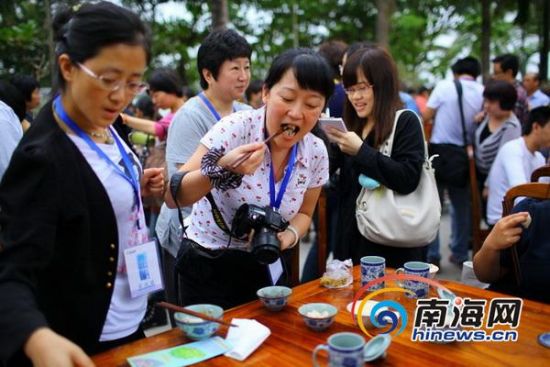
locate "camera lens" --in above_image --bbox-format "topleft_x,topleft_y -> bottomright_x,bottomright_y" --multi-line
252,227 -> 281,265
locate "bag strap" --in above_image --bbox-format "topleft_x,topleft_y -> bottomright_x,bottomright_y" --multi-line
381,109 -> 429,161
454,79 -> 468,147
169,171 -> 231,236
170,171 -> 189,236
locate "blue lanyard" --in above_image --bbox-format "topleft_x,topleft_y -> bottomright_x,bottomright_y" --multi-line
53,96 -> 142,228
198,92 -> 235,122
269,144 -> 297,210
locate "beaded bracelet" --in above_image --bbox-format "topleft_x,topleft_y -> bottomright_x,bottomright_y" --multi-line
200,147 -> 243,191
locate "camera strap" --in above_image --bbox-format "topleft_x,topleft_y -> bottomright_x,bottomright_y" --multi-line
170,170 -> 231,235
206,193 -> 232,235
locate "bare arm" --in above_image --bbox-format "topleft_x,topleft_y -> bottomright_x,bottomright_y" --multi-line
164,141 -> 266,208
422,107 -> 435,124
473,212 -> 528,283
121,113 -> 157,136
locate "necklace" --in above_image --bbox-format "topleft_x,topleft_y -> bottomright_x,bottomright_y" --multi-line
89,129 -> 114,144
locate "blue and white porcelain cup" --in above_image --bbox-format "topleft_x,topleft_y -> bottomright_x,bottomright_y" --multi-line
396,261 -> 430,298
312,332 -> 365,367
360,256 -> 385,291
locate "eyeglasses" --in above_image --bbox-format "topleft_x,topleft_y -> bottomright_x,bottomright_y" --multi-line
344,82 -> 373,96
77,63 -> 147,95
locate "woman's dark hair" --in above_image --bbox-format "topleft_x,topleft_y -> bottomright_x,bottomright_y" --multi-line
245,79 -> 263,101
318,40 -> 348,78
342,46 -> 402,148
52,1 -> 151,91
344,41 -> 376,61
197,29 -> 251,90
147,68 -> 183,97
264,48 -> 334,103
9,74 -> 39,102
483,79 -> 517,111
134,94 -> 155,120
0,80 -> 27,121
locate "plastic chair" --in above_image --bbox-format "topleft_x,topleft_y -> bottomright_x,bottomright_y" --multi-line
501,182 -> 550,285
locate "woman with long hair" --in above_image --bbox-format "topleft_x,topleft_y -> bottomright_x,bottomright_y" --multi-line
325,46 -> 426,268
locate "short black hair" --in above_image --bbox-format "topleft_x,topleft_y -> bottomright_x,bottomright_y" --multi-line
182,85 -> 196,99
264,48 -> 334,103
0,80 -> 26,121
523,105 -> 550,135
483,80 -> 517,111
52,1 -> 151,91
318,40 -> 348,78
147,68 -> 183,97
197,29 -> 251,90
245,79 -> 263,101
451,56 -> 481,78
134,94 -> 155,119
492,54 -> 520,77
9,74 -> 39,102
344,41 -> 376,60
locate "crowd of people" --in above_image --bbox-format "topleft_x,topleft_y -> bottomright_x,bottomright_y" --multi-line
0,1 -> 549,366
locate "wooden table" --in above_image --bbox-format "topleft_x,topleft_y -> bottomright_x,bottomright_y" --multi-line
93,267 -> 550,366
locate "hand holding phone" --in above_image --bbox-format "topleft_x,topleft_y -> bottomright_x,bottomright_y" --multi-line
318,117 -> 348,133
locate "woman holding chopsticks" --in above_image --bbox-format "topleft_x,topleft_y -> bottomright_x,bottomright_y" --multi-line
0,2 -> 164,366
165,48 -> 334,309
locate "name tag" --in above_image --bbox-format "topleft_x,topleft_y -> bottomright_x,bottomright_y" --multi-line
124,240 -> 164,298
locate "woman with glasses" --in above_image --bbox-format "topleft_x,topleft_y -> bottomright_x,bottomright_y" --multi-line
0,2 -> 164,366
323,46 -> 426,268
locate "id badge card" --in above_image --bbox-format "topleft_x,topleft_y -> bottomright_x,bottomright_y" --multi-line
124,240 -> 164,298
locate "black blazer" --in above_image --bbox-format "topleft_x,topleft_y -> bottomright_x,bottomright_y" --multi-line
0,101 -> 121,364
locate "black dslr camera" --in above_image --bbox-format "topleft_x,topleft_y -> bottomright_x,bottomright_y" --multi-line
232,204 -> 289,265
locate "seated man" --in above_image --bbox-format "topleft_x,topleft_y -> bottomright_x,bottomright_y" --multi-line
473,198 -> 550,303
485,106 -> 550,225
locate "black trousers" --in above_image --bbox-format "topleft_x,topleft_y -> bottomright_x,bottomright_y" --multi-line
177,246 -> 273,310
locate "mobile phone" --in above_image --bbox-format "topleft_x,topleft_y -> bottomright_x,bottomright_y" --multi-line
318,117 -> 348,133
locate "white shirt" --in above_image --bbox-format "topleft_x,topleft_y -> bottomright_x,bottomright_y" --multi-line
68,130 -> 148,341
527,90 -> 550,109
486,137 -> 546,224
186,107 -> 329,250
428,78 -> 484,145
0,101 -> 23,180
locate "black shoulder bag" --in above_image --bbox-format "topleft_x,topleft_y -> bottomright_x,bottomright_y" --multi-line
169,171 -> 234,275
428,79 -> 469,187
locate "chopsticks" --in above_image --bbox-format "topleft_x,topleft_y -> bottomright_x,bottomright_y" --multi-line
157,301 -> 238,328
230,129 -> 284,169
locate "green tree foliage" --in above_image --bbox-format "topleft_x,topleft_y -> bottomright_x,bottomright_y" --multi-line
0,0 -> 546,88
0,1 -> 48,79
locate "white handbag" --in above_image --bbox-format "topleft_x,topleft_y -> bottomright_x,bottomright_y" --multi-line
355,110 -> 440,247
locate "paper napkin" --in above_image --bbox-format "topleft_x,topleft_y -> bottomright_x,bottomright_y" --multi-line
224,318 -> 271,361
